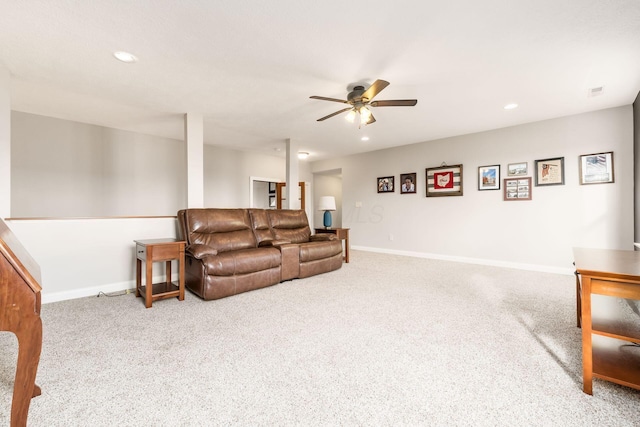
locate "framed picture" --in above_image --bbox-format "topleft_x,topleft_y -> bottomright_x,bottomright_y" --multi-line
579,151 -> 614,185
377,176 -> 394,193
426,164 -> 463,197
269,196 -> 276,208
535,157 -> 564,186
268,182 -> 276,194
478,165 -> 500,191
504,177 -> 532,201
400,172 -> 417,194
507,162 -> 528,176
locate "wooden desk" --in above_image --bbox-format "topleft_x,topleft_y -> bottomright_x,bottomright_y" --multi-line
135,239 -> 185,308
573,247 -> 640,395
315,228 -> 349,263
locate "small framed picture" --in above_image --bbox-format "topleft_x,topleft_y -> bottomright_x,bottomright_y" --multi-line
504,177 -> 532,201
535,157 -> 564,186
377,176 -> 394,193
268,182 -> 276,194
507,162 -> 528,176
426,164 -> 463,197
269,196 -> 276,208
478,165 -> 500,191
400,173 -> 417,194
579,151 -> 614,185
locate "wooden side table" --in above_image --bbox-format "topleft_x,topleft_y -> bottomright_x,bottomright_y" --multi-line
315,227 -> 350,263
134,238 -> 185,308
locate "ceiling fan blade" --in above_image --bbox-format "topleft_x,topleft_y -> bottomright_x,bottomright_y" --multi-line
310,96 -> 348,104
369,99 -> 418,107
361,79 -> 390,101
317,107 -> 353,121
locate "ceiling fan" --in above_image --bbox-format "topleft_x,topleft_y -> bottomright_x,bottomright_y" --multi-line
310,79 -> 417,126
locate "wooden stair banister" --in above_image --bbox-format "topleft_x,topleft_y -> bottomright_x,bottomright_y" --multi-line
0,218 -> 42,427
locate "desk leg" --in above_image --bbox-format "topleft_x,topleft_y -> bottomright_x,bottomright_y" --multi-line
575,271 -> 581,328
135,258 -> 141,297
145,256 -> 153,309
166,260 -> 172,288
344,235 -> 349,263
178,255 -> 185,301
581,276 -> 593,395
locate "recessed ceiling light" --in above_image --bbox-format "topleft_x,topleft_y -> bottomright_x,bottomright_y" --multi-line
504,103 -> 518,110
113,51 -> 138,63
361,136 -> 370,141
297,152 -> 309,160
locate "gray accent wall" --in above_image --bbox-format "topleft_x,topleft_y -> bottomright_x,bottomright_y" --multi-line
312,106 -> 633,271
10,111 -> 291,217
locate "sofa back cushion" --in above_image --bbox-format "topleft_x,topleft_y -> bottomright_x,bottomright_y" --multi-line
179,209 -> 257,253
248,209 -> 274,246
267,209 -> 311,243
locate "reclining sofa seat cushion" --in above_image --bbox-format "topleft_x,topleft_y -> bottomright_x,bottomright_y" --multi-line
266,209 -> 343,278
178,208 -> 281,300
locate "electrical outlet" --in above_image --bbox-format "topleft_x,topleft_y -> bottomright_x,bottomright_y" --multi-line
389,234 -> 394,241
355,201 -> 362,208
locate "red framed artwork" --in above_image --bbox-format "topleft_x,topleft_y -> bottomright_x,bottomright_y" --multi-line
426,164 -> 463,197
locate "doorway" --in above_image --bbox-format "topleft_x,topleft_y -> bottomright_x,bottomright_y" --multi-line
249,176 -> 281,209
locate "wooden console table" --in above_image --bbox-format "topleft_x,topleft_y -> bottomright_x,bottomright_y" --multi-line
315,228 -> 350,263
134,239 -> 185,308
573,247 -> 640,395
0,219 -> 42,427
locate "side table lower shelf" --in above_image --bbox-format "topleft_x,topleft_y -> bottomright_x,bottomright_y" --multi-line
592,335 -> 640,391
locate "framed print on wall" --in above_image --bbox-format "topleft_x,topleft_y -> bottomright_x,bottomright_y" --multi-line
400,173 -> 417,194
478,165 -> 500,190
507,162 -> 528,176
535,157 -> 564,186
579,151 -> 614,185
504,177 -> 532,201
426,164 -> 463,197
377,176 -> 394,193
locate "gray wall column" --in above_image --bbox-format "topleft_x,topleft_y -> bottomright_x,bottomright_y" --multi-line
286,138 -> 300,209
184,113 -> 204,208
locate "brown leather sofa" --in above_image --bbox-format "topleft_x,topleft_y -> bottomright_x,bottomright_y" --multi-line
177,208 -> 343,300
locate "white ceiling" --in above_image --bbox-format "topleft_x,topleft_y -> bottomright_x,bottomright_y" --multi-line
2,1 -> 640,161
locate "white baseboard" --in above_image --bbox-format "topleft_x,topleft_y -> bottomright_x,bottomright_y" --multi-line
42,274 -> 180,304
351,245 -> 575,276
43,249 -> 572,304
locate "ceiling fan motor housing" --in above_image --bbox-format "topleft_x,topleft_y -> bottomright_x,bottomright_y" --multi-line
347,86 -> 366,103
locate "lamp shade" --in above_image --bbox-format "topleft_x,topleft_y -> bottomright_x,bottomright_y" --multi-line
318,196 -> 336,211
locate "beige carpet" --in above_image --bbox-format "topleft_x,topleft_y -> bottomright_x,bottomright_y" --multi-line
1,250 -> 640,426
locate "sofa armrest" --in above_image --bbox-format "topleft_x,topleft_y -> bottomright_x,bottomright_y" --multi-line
310,234 -> 337,242
186,244 -> 218,259
259,239 -> 292,247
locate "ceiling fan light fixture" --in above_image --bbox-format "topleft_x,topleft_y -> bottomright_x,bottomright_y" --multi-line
345,109 -> 356,123
359,106 -> 372,124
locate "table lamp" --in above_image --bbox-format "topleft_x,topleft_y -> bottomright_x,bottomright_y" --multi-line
318,196 -> 336,229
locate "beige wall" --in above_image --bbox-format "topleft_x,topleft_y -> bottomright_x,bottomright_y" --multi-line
312,106 -> 634,272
